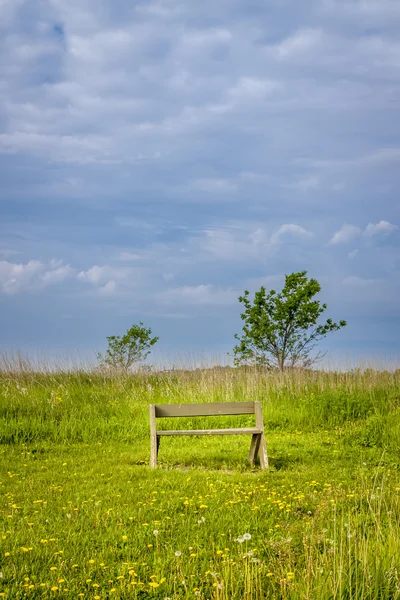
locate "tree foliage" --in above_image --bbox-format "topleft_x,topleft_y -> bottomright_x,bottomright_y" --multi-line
233,271 -> 346,370
98,323 -> 159,372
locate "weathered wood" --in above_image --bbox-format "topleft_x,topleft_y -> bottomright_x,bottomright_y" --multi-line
248,433 -> 261,465
149,404 -> 158,468
149,400 -> 268,470
158,427 -> 262,436
155,401 -> 256,418
254,401 -> 268,470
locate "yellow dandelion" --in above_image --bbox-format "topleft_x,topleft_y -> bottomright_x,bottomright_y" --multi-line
149,582 -> 159,588
50,567 -> 57,571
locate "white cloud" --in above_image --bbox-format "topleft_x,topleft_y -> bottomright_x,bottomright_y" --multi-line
99,280 -> 117,295
364,220 -> 398,236
348,249 -> 359,259
0,259 -> 43,294
0,259 -> 76,293
273,28 -> 323,59
42,265 -> 75,283
270,224 -> 312,246
77,265 -> 132,285
329,224 -> 361,245
228,77 -> 281,101
160,284 -> 236,307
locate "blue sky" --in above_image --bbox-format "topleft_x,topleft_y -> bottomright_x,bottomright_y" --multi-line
1,0 -> 400,365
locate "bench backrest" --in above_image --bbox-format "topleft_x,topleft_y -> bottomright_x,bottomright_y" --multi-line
154,401 -> 256,418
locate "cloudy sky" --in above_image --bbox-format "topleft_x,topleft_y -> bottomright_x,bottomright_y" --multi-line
1,0 -> 400,364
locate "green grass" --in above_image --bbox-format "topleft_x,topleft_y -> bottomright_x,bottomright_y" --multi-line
0,367 -> 400,598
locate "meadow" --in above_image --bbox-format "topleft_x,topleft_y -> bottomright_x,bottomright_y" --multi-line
0,363 -> 400,599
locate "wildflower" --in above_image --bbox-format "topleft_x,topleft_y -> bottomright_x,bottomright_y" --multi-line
149,582 -> 159,588
242,533 -> 251,541
174,551 -> 182,557
122,535 -> 128,541
4,553 -> 10,557
197,517 -> 205,524
51,586 -> 58,591
88,559 -> 95,564
153,529 -> 159,536
50,567 -> 57,571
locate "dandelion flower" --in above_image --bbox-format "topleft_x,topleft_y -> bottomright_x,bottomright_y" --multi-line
174,551 -> 182,557
153,529 -> 159,536
243,533 -> 251,541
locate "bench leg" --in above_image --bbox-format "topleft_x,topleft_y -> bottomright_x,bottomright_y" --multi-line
149,405 -> 158,468
248,434 -> 261,466
150,434 -> 158,468
258,433 -> 268,470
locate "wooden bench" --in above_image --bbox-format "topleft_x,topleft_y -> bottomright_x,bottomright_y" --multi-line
149,401 -> 268,469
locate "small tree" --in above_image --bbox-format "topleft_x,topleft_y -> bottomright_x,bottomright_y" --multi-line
98,322 -> 159,373
233,271 -> 346,371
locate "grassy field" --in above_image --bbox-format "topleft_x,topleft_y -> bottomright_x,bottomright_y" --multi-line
0,366 -> 400,599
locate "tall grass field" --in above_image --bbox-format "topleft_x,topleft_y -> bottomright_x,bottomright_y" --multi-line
1,364 -> 400,599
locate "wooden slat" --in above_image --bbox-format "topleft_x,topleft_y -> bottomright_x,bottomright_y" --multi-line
157,427 -> 262,436
254,401 -> 268,470
149,404 -> 158,468
154,401 -> 255,418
